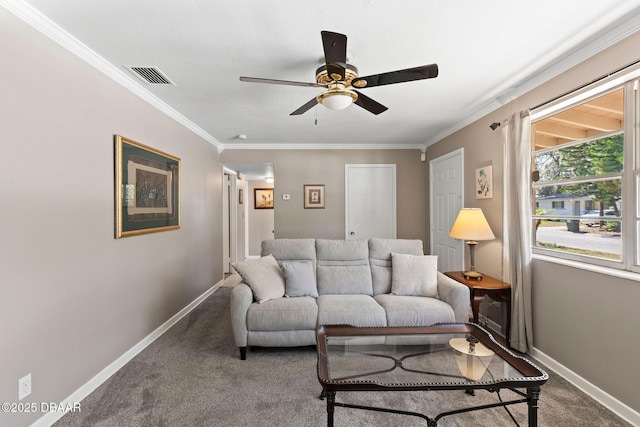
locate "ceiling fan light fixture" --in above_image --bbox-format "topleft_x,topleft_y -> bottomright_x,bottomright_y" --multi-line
316,84 -> 358,111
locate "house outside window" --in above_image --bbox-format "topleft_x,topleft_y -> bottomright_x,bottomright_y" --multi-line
530,68 -> 639,273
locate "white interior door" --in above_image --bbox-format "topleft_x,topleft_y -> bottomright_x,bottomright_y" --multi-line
430,149 -> 464,271
345,164 -> 396,240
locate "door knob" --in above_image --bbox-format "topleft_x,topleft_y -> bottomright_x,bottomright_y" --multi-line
350,231 -> 355,236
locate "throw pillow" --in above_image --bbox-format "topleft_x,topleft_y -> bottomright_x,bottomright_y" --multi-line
281,260 -> 318,298
232,254 -> 285,303
391,253 -> 439,298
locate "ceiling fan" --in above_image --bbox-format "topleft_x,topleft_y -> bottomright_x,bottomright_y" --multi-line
239,31 -> 438,116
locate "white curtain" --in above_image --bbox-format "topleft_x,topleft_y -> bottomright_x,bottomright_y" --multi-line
502,111 -> 533,353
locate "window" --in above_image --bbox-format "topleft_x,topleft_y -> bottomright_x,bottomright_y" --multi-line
531,71 -> 639,273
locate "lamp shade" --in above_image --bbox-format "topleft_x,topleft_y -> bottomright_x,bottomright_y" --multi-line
450,337 -> 495,381
449,208 -> 495,241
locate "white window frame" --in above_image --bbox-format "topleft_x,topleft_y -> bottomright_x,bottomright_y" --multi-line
530,64 -> 640,274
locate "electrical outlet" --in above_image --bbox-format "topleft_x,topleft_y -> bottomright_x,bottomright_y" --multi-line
19,374 -> 31,400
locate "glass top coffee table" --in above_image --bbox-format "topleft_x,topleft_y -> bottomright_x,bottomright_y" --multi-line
316,323 -> 548,427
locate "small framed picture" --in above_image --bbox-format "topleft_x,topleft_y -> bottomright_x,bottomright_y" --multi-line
304,184 -> 325,209
476,165 -> 493,199
254,188 -> 274,209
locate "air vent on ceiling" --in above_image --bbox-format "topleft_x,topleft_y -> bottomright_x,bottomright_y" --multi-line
125,66 -> 175,85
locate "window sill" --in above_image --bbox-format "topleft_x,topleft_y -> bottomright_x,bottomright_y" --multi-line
532,253 -> 640,282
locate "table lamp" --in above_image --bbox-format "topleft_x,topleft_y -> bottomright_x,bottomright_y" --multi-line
450,336 -> 495,381
449,208 -> 495,280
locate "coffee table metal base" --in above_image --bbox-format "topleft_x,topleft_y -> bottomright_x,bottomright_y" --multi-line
316,324 -> 547,427
320,386 -> 541,427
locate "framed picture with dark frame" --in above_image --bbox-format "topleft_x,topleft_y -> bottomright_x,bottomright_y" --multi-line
115,135 -> 180,238
254,188 -> 274,209
304,184 -> 325,209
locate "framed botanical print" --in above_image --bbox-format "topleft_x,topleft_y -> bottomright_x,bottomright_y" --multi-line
476,165 -> 493,199
115,135 -> 180,238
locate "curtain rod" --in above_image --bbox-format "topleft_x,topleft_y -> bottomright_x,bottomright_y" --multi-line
530,58 -> 640,111
490,58 -> 640,130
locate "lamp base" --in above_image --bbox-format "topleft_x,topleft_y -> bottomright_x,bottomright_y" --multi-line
463,270 -> 483,280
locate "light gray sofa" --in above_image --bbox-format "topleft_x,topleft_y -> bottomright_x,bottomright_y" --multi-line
230,238 -> 469,359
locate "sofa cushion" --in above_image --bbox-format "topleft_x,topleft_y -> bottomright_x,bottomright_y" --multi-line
247,297 -> 318,331
262,238 -> 316,263
391,253 -> 439,298
281,260 -> 318,298
316,239 -> 372,295
317,294 -> 387,327
374,294 -> 455,327
232,254 -> 285,303
369,238 -> 424,295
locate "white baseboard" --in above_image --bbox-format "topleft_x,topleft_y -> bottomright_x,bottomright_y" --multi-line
478,314 -> 504,337
530,347 -> 640,426
32,280 -> 224,427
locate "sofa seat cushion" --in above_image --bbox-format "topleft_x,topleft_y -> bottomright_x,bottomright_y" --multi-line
317,294 -> 387,327
247,297 -> 318,331
374,294 -> 455,327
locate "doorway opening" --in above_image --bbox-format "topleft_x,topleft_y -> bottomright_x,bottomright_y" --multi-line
222,163 -> 274,274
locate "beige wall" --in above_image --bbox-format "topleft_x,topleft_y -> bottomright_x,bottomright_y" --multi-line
427,29 -> 640,416
426,122 -> 504,279
221,149 -> 428,244
247,180 -> 274,255
0,9 -> 223,426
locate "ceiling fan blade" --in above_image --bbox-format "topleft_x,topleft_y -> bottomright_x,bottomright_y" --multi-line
321,31 -> 347,81
290,97 -> 319,115
240,76 -> 324,88
353,91 -> 388,115
351,64 -> 439,88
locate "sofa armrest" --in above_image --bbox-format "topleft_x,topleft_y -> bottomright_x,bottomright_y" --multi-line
230,283 -> 253,347
436,272 -> 470,323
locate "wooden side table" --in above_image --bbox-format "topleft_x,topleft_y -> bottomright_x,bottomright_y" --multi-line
444,271 -> 512,346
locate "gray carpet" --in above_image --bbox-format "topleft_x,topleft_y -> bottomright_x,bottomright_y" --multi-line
55,285 -> 631,427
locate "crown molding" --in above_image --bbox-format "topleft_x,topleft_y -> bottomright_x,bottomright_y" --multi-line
1,0 -> 223,150
424,4 -> 640,148
221,142 -> 423,151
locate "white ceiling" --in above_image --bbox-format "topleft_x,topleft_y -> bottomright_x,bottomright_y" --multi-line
5,0 -> 640,150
